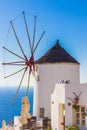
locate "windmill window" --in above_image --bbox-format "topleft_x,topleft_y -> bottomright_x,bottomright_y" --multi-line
39,107 -> 44,118
52,101 -> 54,104
73,106 -> 85,127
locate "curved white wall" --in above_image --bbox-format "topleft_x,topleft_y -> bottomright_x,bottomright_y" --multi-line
33,63 -> 80,119
51,83 -> 65,130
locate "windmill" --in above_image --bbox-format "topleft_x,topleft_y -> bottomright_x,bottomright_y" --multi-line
2,11 -> 45,105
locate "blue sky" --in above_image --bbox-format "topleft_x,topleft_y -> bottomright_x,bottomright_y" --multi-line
0,0 -> 87,86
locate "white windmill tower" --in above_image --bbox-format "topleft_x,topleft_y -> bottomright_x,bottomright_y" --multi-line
33,40 -> 80,119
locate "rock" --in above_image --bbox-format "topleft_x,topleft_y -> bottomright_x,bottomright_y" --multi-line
2,120 -> 6,130
20,96 -> 31,125
7,126 -> 14,130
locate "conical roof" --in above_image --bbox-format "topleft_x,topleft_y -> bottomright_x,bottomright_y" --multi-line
35,40 -> 79,64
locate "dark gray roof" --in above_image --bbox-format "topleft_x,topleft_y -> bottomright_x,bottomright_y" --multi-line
35,40 -> 79,64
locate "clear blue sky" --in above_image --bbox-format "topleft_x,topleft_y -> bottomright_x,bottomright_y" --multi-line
0,0 -> 87,85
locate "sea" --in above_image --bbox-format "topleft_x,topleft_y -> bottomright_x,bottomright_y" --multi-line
0,86 -> 33,128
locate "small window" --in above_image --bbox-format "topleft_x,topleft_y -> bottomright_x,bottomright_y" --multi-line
73,106 -> 85,127
39,108 -> 44,118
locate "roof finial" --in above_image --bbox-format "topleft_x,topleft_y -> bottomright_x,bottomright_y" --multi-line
56,39 -> 59,43
56,40 -> 60,46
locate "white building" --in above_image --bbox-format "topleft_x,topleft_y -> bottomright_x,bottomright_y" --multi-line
33,40 -> 79,118
33,40 -> 87,130
51,83 -> 87,130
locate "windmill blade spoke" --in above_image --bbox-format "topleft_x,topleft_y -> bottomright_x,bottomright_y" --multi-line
26,69 -> 31,96
3,62 -> 25,66
4,67 -> 26,78
32,16 -> 36,53
10,21 -> 26,59
3,46 -> 25,60
3,61 -> 25,66
32,70 -> 35,77
3,61 -> 25,64
12,67 -> 27,105
33,31 -> 45,54
23,11 -> 32,54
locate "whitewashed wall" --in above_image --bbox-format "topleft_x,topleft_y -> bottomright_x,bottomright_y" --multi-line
51,83 -> 65,130
33,77 -> 39,118
33,63 -> 80,119
51,83 -> 87,130
65,83 -> 87,128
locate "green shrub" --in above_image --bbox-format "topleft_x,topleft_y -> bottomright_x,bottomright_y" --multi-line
68,125 -> 79,130
46,121 -> 51,130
